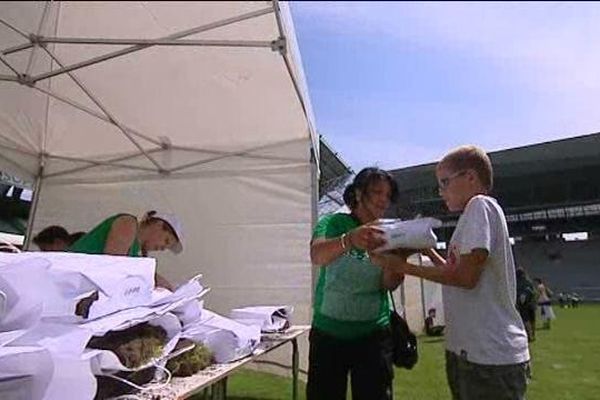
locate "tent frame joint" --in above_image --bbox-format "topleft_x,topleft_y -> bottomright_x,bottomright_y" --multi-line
29,33 -> 47,48
271,37 -> 286,55
159,136 -> 172,150
17,73 -> 35,87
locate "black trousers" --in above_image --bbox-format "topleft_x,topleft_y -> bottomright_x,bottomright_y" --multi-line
306,327 -> 394,400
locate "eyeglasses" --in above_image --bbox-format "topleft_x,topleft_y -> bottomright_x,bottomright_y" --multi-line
438,170 -> 467,190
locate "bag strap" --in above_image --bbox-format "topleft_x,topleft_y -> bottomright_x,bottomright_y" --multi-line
389,290 -> 398,313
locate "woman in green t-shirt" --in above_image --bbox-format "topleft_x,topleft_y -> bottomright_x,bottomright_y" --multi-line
69,210 -> 183,289
307,167 -> 404,400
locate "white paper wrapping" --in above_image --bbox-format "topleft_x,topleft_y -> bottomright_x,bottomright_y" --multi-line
374,218 -> 443,253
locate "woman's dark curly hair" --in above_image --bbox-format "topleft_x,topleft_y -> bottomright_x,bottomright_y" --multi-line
342,167 -> 398,211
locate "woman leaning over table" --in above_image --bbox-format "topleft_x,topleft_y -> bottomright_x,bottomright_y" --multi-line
69,210 -> 183,290
307,167 -> 405,400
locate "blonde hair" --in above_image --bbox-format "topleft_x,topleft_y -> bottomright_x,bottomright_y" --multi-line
439,145 -> 493,191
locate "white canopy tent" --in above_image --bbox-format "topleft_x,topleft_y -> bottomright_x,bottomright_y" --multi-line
0,0 -> 318,333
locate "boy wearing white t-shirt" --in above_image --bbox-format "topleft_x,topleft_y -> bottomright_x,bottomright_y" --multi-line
372,145 -> 530,400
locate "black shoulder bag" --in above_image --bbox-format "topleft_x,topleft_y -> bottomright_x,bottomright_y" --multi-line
389,291 -> 418,369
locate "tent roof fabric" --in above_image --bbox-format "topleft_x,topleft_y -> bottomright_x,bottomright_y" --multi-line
0,9 -> 319,378
0,1 -> 318,183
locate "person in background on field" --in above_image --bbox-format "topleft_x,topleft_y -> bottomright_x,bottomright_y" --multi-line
516,268 -> 537,342
424,308 -> 445,337
568,293 -> 581,308
558,292 -> 567,308
534,278 -> 555,329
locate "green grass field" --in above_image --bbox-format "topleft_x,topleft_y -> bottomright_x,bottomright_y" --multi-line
222,304 -> 600,400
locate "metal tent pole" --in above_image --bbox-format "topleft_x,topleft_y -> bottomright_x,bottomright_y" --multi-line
39,46 -> 165,172
32,85 -> 163,147
36,37 -> 274,48
1,42 -> 34,56
419,255 -> 427,322
23,163 -> 44,250
0,17 -> 29,39
24,1 -> 51,77
0,74 -> 18,81
29,6 -> 275,83
0,53 -> 19,76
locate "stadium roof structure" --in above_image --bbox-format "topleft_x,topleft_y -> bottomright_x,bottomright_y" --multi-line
389,132 -> 600,241
318,135 -> 353,215
319,135 -> 352,195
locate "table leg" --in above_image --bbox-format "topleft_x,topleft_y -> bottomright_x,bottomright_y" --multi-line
292,338 -> 299,400
211,379 -> 227,400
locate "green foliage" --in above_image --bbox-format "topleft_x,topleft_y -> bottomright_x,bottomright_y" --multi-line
167,340 -> 214,377
88,323 -> 166,369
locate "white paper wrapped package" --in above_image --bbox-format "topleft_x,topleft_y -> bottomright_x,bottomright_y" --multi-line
0,330 -> 28,347
182,309 -> 261,363
171,299 -> 203,328
88,313 -> 182,373
6,323 -> 97,400
374,217 -> 442,253
230,305 -> 293,333
0,258 -> 49,331
80,289 -> 205,337
11,322 -> 93,357
0,252 -> 157,321
0,257 -> 78,331
42,355 -> 97,400
0,345 -> 54,400
85,266 -> 206,321
86,274 -> 155,321
0,252 -> 155,290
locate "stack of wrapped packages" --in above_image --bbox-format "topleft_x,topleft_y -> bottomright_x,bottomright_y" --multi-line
0,251 -> 285,400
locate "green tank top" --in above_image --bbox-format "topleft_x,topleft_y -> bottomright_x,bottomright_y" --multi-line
312,213 -> 390,340
68,214 -> 141,256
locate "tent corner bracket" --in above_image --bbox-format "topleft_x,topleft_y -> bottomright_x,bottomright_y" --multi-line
29,33 -> 48,48
271,37 -> 286,55
17,73 -> 35,87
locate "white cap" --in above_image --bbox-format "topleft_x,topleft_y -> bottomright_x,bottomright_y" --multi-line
152,211 -> 184,254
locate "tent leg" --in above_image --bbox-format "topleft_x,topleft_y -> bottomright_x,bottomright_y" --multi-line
23,168 -> 43,250
419,255 -> 427,322
310,147 -> 319,303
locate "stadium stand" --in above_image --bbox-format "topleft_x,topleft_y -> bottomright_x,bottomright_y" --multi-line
514,238 -> 600,301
